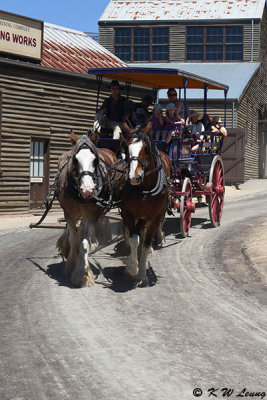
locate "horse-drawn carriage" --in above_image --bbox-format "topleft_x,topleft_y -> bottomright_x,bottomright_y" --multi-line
31,66 -> 228,288
87,66 -> 228,238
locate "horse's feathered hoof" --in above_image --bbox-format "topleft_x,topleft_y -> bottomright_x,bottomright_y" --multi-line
124,268 -> 138,280
71,269 -> 95,288
80,276 -> 95,288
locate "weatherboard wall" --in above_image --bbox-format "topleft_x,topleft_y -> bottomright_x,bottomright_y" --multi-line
0,62 -> 145,213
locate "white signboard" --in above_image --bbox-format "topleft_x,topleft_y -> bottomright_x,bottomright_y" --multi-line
0,11 -> 43,60
30,177 -> 43,183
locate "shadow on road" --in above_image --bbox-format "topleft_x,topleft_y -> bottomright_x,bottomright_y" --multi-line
163,216 -> 211,238
94,263 -> 158,293
27,256 -> 73,288
26,213 -> 212,291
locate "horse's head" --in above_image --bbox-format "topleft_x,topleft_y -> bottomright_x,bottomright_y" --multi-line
69,134 -> 99,199
122,123 -> 152,186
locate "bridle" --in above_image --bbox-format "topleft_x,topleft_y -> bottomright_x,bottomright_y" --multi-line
125,131 -> 150,181
124,129 -> 169,198
71,136 -> 99,185
77,169 -> 95,181
66,136 -> 107,202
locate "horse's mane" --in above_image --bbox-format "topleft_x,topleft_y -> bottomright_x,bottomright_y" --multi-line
129,127 -> 157,157
72,135 -> 99,159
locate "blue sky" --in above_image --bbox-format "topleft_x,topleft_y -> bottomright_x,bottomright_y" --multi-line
2,0 -> 267,33
0,0 -> 111,33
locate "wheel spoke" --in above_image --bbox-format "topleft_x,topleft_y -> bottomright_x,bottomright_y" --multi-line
211,193 -> 217,206
180,178 -> 192,237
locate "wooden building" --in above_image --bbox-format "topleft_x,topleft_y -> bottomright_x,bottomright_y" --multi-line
0,11 -> 146,213
98,0 -> 267,182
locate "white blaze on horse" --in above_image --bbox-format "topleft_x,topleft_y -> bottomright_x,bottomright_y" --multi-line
56,133 -> 116,287
75,148 -> 96,197
119,124 -> 171,286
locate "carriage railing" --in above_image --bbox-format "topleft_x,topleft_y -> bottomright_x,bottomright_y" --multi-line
167,130 -> 224,158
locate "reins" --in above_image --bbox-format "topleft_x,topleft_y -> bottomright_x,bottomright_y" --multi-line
29,155 -> 71,229
124,130 -> 168,199
29,131 -> 168,229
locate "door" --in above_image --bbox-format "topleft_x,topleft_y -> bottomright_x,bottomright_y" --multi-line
30,139 -> 49,209
221,128 -> 245,184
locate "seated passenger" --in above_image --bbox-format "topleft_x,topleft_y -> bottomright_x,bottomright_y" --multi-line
150,103 -> 164,140
163,103 -> 184,144
131,94 -> 153,126
167,88 -> 184,119
200,114 -> 212,131
211,116 -> 227,137
93,80 -> 130,139
210,116 -> 227,153
199,114 -> 212,144
122,94 -> 153,136
186,110 -> 205,152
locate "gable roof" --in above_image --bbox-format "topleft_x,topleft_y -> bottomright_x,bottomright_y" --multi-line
99,0 -> 266,22
42,22 -> 127,74
130,62 -> 260,100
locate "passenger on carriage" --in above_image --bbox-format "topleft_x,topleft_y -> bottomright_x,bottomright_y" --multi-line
131,94 -> 153,126
93,80 -> 131,139
211,116 -> 227,137
186,110 -> 205,152
164,103 -> 184,144
200,114 -> 212,132
150,103 -> 164,140
209,116 -> 227,153
167,88 -> 184,118
199,114 -> 212,145
122,94 -> 153,136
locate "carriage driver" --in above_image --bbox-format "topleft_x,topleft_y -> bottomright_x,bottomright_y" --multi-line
93,80 -> 131,139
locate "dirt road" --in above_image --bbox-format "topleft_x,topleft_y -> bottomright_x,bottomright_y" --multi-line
0,194 -> 266,400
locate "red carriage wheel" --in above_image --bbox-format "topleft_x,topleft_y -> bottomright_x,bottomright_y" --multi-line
207,155 -> 225,227
180,177 -> 194,237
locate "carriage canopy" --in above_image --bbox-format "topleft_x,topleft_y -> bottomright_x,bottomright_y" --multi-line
88,66 -> 229,91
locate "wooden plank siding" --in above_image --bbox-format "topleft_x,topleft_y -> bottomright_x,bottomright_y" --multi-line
98,26 -> 114,54
169,25 -> 185,62
237,67 -> 265,180
243,22 -> 260,62
260,8 -> 267,71
0,63 -> 146,213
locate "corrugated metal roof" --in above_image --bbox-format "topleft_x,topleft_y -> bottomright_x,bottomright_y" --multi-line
99,0 -> 266,22
130,62 -> 260,100
42,22 -> 127,74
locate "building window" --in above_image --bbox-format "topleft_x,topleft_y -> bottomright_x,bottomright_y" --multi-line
225,26 -> 243,60
186,26 -> 243,61
115,27 -> 169,62
30,141 -> 44,177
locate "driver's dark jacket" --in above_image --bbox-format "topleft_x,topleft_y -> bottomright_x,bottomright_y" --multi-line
99,96 -> 130,123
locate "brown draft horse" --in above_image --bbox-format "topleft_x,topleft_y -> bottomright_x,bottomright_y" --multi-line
119,124 -> 171,286
56,133 -> 117,287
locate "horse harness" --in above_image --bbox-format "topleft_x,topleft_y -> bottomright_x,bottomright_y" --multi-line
30,133 -> 169,229
65,137 -> 112,206
125,132 -> 169,199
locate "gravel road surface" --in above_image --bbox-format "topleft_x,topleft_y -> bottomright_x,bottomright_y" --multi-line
0,187 -> 266,400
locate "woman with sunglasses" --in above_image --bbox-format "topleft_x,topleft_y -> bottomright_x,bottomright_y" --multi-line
167,88 -> 184,118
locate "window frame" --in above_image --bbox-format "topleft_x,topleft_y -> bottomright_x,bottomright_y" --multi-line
30,140 -> 44,178
114,26 -> 169,62
186,25 -> 243,62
